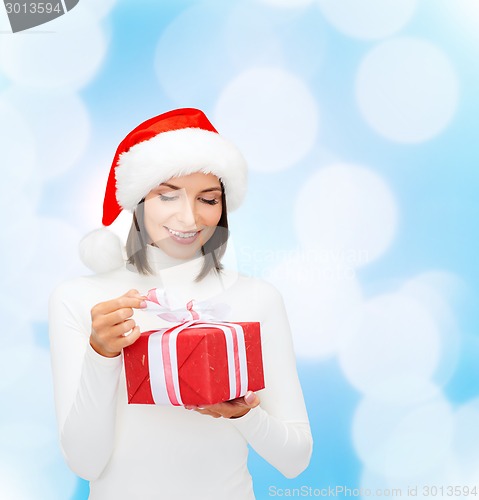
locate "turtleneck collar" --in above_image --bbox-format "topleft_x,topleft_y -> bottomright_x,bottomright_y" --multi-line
145,244 -> 204,274
125,244 -> 205,281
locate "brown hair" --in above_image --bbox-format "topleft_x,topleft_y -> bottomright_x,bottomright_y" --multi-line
125,181 -> 229,282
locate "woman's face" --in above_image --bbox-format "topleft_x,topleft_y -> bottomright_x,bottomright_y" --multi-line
143,172 -> 223,260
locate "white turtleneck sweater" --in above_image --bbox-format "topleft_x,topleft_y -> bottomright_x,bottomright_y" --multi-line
48,245 -> 313,500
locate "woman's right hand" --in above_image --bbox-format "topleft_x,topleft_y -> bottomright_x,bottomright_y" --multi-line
90,289 -> 148,358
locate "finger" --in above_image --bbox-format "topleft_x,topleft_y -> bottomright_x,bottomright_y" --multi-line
114,324 -> 142,346
90,320 -> 136,350
183,404 -> 222,417
122,325 -> 142,345
194,408 -> 222,418
203,393 -> 258,415
197,402 -> 226,414
102,325 -> 142,355
93,296 -> 147,317
92,308 -> 134,333
243,391 -> 259,407
190,401 -> 238,419
211,392 -> 260,418
93,289 -> 148,315
114,295 -> 148,312
125,289 -> 149,304
111,319 -> 136,337
106,307 -> 136,325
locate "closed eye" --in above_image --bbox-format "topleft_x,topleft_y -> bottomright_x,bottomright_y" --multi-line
200,198 -> 220,205
159,194 -> 179,201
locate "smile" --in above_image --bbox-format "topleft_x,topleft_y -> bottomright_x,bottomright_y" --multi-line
166,227 -> 199,238
164,227 -> 202,245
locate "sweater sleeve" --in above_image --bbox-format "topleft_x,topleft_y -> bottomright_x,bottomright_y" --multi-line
228,282 -> 313,478
48,281 -> 123,481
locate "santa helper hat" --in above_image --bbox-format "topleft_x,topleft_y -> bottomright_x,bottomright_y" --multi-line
80,108 -> 248,273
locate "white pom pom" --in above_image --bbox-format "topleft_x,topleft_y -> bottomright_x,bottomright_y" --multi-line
79,228 -> 125,274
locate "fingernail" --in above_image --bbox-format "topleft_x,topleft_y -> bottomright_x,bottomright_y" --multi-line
140,301 -> 147,308
244,391 -> 255,404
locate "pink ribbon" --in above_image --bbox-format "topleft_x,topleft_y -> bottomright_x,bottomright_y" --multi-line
143,288 -> 248,406
145,288 -> 231,322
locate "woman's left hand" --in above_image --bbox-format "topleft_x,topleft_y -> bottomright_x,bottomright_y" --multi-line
185,391 -> 260,419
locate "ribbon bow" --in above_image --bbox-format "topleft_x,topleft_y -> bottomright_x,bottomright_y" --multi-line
144,288 -> 231,323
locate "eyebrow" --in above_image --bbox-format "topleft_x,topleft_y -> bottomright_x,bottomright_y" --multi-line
159,182 -> 222,193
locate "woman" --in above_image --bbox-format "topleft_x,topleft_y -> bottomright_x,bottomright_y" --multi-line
49,108 -> 313,499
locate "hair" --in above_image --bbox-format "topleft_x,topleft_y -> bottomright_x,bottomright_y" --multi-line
125,181 -> 229,282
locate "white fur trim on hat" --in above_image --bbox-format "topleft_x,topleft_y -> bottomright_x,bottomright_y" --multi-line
115,128 -> 248,211
79,228 -> 125,273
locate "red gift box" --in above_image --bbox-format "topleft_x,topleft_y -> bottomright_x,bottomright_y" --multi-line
123,321 -> 264,406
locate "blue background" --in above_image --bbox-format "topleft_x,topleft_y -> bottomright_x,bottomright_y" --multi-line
0,0 -> 478,498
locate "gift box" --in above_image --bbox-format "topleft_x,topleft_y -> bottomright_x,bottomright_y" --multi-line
123,320 -> 265,406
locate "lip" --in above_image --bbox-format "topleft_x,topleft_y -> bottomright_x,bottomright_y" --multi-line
164,226 -> 201,245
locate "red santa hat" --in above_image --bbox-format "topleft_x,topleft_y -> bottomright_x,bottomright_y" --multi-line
80,108 -> 248,274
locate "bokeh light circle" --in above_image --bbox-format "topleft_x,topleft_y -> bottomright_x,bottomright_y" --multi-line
223,1 -> 327,81
0,9 -> 107,90
4,87 -> 90,179
264,250 -> 362,359
154,3 -> 232,106
0,98 -> 36,207
451,398 -> 479,479
4,217 -> 84,322
338,292 -> 441,396
353,394 -> 454,478
356,37 -> 459,143
400,271 -> 462,386
0,348 -> 57,424
294,164 -> 398,267
0,193 -> 41,274
317,0 -> 417,40
215,67 -> 319,172
0,327 -> 35,392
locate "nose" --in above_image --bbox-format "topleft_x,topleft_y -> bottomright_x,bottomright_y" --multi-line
175,196 -> 197,229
